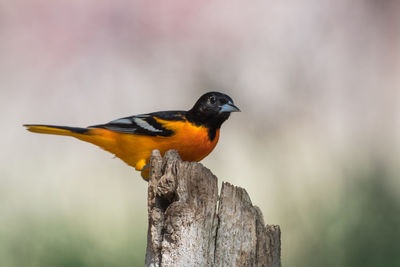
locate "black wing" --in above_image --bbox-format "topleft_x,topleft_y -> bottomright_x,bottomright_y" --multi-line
89,111 -> 187,137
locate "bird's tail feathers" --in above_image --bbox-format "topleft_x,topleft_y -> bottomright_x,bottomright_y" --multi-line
23,124 -> 89,136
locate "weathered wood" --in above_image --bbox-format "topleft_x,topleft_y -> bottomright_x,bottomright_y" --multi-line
215,183 -> 281,267
145,150 -> 281,267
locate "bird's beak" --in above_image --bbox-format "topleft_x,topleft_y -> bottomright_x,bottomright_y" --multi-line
219,102 -> 241,113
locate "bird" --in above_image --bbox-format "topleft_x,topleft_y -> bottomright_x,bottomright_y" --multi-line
24,92 -> 240,179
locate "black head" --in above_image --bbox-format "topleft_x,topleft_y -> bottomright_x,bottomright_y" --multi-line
187,92 -> 240,131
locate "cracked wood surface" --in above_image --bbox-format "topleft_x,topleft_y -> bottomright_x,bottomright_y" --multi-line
145,150 -> 281,267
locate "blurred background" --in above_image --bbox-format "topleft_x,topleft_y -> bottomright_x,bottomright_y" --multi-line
1,0 -> 400,266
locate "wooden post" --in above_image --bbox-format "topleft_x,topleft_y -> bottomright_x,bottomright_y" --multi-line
145,150 -> 281,267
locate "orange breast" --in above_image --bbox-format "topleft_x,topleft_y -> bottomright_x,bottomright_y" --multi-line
154,118 -> 220,162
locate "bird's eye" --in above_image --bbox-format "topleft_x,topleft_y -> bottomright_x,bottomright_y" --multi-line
209,96 -> 217,105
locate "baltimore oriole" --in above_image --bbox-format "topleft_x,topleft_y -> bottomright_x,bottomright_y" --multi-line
24,92 -> 240,179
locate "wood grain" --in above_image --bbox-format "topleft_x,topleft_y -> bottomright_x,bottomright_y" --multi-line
145,150 -> 281,267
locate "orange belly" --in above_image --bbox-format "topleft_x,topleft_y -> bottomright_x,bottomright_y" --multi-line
77,118 -> 220,175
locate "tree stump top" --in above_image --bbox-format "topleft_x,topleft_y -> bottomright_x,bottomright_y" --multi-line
145,150 -> 281,267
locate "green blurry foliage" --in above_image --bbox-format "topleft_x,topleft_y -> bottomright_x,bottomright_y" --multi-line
0,214 -> 146,267
294,163 -> 400,267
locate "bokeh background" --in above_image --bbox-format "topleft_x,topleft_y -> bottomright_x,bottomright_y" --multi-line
1,0 -> 400,266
